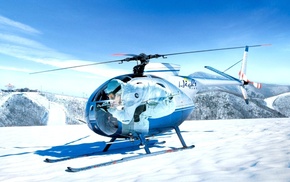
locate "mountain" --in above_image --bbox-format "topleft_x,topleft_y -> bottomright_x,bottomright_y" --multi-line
254,83 -> 290,98
0,92 -> 86,126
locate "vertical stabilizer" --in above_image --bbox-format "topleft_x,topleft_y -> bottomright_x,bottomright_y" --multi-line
239,46 -> 248,81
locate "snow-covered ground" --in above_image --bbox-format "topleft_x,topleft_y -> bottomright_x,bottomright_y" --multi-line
0,118 -> 290,181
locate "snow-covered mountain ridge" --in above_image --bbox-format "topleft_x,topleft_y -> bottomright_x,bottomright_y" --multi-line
0,76 -> 289,126
189,91 -> 285,120
0,92 -> 49,126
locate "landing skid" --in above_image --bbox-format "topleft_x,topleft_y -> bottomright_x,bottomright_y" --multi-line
66,145 -> 195,172
66,126 -> 194,172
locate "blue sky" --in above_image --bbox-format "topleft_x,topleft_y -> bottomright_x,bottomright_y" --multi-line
0,1 -> 289,97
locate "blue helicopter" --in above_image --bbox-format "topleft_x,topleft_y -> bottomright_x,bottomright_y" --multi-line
32,45 -> 266,162
84,45 -> 266,155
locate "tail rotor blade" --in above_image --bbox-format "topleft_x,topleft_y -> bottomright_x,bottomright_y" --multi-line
239,71 -> 249,82
240,86 -> 249,104
251,82 -> 262,89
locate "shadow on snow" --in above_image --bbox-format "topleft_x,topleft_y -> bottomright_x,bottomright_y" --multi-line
0,130 -> 190,159
34,137 -> 165,159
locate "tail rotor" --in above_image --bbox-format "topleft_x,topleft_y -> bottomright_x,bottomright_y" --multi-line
239,46 -> 262,104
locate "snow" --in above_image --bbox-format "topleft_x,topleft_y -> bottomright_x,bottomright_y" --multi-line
0,118 -> 290,181
47,102 -> 66,126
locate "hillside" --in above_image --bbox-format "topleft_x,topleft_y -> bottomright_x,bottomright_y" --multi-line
0,92 -> 49,126
0,92 -> 86,126
265,93 -> 290,117
189,91 -> 284,120
42,92 -> 86,124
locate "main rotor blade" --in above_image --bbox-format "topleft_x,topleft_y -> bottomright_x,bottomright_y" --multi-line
112,53 -> 138,57
30,59 -> 124,74
163,44 -> 271,57
30,44 -> 270,74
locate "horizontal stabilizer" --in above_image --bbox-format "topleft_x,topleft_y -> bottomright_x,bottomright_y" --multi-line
205,66 -> 241,83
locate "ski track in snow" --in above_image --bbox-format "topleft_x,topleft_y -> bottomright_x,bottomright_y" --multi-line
0,118 -> 290,182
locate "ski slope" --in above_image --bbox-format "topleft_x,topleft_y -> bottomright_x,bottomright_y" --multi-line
47,102 -> 66,126
265,92 -> 290,109
0,118 -> 290,181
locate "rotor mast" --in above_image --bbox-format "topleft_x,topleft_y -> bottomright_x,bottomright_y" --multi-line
132,53 -> 163,76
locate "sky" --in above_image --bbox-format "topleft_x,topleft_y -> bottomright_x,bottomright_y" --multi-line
0,0 -> 290,97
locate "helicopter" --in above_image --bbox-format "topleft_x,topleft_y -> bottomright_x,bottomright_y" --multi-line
31,44 -> 268,162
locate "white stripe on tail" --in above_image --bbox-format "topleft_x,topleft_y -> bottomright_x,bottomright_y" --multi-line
239,46 -> 248,80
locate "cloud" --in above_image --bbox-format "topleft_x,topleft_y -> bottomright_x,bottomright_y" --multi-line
0,33 -> 46,49
0,40 -> 126,75
0,15 -> 128,78
0,65 -> 32,73
0,15 -> 41,34
0,42 -> 127,77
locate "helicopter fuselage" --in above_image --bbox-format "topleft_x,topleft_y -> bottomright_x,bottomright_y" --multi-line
85,73 -> 199,139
